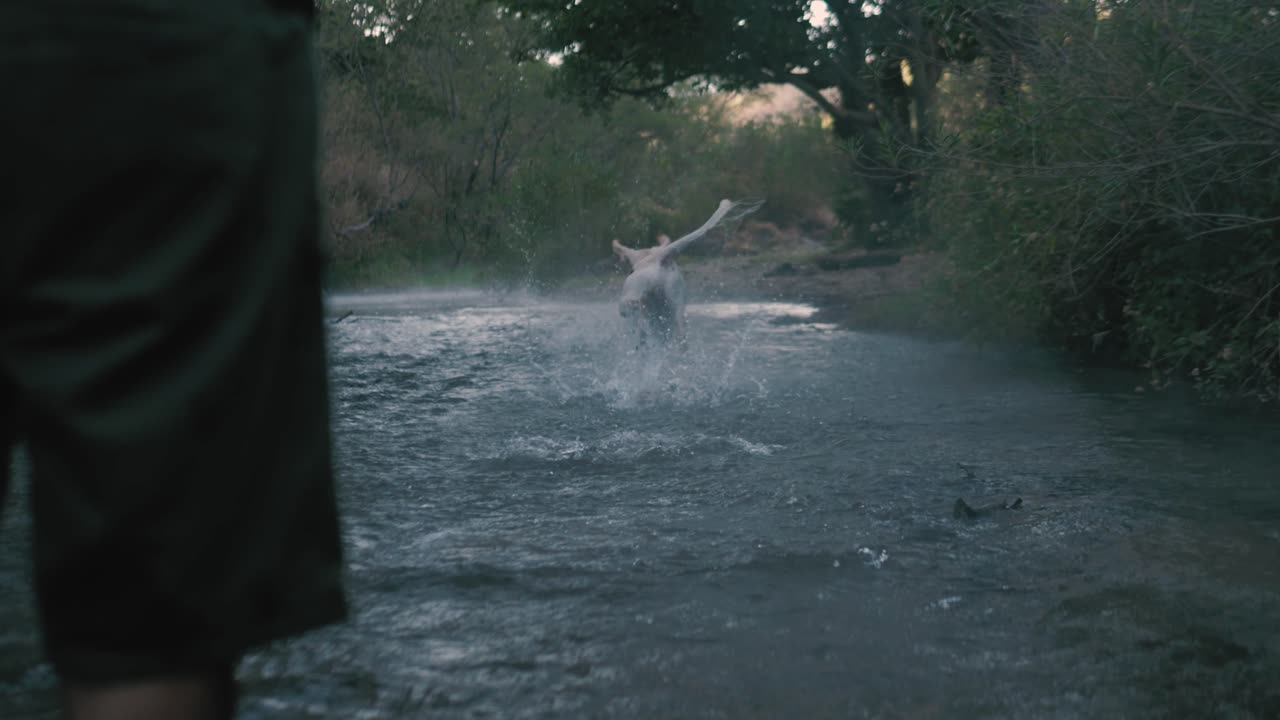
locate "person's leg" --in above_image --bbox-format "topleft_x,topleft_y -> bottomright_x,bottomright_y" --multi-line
0,380 -> 11,513
0,1 -> 346,714
65,667 -> 236,720
1,384 -> 237,720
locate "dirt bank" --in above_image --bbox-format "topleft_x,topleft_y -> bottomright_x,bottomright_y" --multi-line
673,250 -> 946,333
552,229 -> 948,335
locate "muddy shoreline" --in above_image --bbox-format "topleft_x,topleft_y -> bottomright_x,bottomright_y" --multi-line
334,249 -> 948,336
567,250 -> 948,335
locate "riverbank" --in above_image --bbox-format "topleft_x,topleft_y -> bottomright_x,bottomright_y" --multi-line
328,240 -> 953,338
558,248 -> 951,336
682,250 -> 948,334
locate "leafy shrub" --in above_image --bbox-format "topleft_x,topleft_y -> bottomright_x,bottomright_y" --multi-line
930,0 -> 1280,401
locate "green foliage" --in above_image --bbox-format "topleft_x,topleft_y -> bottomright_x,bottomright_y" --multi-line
315,0 -> 1280,403
930,0 -> 1280,401
315,0 -> 842,288
511,0 -> 817,103
479,95 -> 841,282
511,0 -> 989,228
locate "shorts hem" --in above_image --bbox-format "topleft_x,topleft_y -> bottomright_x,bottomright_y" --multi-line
47,590 -> 348,686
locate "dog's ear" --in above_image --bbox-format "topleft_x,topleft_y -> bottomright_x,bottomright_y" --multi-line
612,239 -> 638,266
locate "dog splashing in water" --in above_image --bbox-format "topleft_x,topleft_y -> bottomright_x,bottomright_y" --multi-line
612,199 -> 762,346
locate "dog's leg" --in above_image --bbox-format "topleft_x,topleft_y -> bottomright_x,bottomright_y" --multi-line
673,311 -> 688,349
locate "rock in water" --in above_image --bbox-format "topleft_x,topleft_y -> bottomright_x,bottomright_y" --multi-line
953,497 -> 1023,520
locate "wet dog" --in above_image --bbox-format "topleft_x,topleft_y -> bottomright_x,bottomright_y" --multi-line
611,199 -> 757,346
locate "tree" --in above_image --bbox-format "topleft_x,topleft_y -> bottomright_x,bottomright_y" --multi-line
313,0 -> 849,285
315,0 -> 567,270
512,0 -> 983,238
928,0 -> 1280,400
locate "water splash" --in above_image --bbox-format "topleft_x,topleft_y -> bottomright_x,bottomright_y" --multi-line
857,547 -> 890,569
519,302 -> 787,410
931,596 -> 963,610
474,430 -> 782,464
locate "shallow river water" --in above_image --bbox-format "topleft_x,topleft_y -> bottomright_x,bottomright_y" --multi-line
3,291 -> 1280,718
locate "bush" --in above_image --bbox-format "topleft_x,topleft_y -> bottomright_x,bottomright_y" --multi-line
316,0 -> 843,290
930,0 -> 1280,401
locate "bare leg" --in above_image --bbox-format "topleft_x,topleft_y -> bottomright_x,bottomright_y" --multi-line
65,667 -> 237,720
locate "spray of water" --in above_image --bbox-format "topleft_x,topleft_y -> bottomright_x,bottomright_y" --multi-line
598,197 -> 768,403
517,197 -> 773,407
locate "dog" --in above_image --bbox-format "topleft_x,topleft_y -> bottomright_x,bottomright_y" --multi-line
612,199 -> 755,346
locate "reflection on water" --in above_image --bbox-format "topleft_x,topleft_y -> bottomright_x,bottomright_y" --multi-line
3,291 -> 1280,719
689,301 -> 817,319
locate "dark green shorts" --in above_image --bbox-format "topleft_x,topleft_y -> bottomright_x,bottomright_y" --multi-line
0,0 -> 347,684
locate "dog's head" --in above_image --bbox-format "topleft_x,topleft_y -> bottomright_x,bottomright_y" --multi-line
615,239 -> 673,323
613,239 -> 656,270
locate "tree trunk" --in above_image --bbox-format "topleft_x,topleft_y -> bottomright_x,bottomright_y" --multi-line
831,93 -> 914,241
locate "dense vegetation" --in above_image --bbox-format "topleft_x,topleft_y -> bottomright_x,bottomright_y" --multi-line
927,1 -> 1280,401
314,0 -> 839,287
315,0 -> 1279,401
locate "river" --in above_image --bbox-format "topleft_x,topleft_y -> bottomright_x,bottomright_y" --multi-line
3,291 -> 1279,718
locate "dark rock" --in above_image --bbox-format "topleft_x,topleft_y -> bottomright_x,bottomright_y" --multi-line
953,497 -> 1023,520
764,262 -> 799,277
815,252 -> 903,272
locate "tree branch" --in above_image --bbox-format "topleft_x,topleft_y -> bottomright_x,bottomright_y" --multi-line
782,73 -> 876,126
1171,101 -> 1280,133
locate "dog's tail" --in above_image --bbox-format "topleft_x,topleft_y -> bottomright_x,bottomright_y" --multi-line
658,198 -> 764,263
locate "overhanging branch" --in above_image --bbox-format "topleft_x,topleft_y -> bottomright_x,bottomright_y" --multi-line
781,72 -> 876,127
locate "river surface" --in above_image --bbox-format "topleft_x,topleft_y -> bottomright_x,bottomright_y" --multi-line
3,291 -> 1280,718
